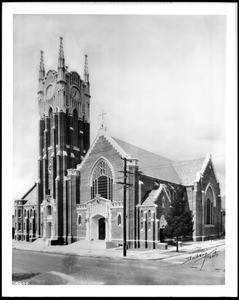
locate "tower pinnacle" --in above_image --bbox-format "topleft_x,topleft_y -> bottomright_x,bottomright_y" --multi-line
58,36 -> 65,69
39,50 -> 45,80
84,54 -> 89,82
57,37 -> 66,82
38,51 -> 45,93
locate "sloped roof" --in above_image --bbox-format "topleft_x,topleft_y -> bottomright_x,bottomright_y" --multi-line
112,137 -> 182,184
23,185 -> 38,206
143,189 -> 161,206
78,129 -> 207,186
142,184 -> 171,206
172,158 -> 206,186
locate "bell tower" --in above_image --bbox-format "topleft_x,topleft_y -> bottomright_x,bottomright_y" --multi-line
37,37 -> 91,244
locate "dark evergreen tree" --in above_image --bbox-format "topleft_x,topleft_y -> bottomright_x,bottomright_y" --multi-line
164,186 -> 194,252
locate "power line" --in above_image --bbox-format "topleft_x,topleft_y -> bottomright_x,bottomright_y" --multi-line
115,157 -> 133,257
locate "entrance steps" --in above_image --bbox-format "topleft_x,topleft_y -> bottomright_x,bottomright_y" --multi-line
30,238 -> 118,250
76,239 -> 107,250
32,238 -> 44,245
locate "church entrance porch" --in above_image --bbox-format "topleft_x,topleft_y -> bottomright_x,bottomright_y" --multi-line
82,195 -> 112,242
90,215 -> 106,240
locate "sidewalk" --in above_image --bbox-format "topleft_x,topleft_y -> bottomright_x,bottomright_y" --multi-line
12,239 -> 225,260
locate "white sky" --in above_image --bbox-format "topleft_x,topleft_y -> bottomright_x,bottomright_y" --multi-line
13,14 -> 226,199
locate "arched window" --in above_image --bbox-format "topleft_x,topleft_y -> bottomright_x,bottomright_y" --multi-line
18,210 -> 21,218
117,214 -> 122,226
66,109 -> 70,145
148,221 -> 151,231
206,199 -> 212,224
140,210 -> 144,219
46,205 -> 52,216
55,109 -> 58,145
49,107 -> 53,147
73,109 -> 78,147
205,186 -> 214,225
162,196 -> 165,208
91,159 -> 113,200
140,221 -> 144,231
78,215 -> 82,225
148,210 -> 151,218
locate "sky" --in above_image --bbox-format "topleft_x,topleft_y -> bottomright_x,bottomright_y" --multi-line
13,14 -> 226,201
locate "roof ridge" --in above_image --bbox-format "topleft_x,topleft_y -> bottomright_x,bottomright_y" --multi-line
112,137 -> 173,162
172,157 -> 205,165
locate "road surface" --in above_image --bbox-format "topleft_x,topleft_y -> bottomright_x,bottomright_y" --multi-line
12,246 -> 225,285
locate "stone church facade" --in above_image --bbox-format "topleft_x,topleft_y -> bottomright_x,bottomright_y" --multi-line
13,38 -> 223,248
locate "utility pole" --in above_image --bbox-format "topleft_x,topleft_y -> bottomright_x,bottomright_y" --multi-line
123,157 -> 127,257
116,157 -> 133,257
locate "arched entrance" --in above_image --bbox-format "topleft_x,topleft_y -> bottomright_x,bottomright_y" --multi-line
98,217 -> 105,240
159,228 -> 165,242
84,196 -> 112,242
46,222 -> 52,239
90,214 -> 106,241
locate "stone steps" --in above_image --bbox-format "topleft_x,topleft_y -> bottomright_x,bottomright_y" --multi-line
75,240 -> 107,250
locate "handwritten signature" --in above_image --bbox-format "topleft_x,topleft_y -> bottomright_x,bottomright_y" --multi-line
182,247 -> 219,270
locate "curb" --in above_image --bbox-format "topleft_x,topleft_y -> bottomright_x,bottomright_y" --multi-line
12,241 -> 225,261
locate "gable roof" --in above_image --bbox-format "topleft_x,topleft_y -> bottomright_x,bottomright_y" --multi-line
78,129 -> 210,186
22,184 -> 38,206
142,184 -> 170,206
112,137 -> 182,184
172,157 -> 206,186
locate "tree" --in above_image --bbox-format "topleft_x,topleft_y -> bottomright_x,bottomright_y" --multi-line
164,187 -> 194,252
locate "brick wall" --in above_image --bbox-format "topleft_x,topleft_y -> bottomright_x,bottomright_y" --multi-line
79,135 -> 124,204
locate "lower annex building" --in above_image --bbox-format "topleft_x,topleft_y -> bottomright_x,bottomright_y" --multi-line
13,38 -> 223,248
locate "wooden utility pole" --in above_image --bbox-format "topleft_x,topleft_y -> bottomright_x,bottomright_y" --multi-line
123,157 -> 127,257
116,157 -> 133,257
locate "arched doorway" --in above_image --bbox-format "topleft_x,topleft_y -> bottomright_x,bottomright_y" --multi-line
90,214 -> 106,241
98,217 -> 105,240
159,228 -> 165,242
46,222 -> 52,239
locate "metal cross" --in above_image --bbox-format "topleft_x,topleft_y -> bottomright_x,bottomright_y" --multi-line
99,109 -> 106,129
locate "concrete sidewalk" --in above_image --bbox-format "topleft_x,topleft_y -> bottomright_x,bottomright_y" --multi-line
12,239 -> 225,260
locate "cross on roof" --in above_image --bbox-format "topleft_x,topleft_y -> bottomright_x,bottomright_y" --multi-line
99,109 -> 107,129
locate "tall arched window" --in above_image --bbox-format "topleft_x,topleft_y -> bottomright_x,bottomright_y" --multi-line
73,109 -> 78,147
91,159 -> 113,200
65,109 -> 70,145
49,107 -> 53,147
205,186 -> 214,225
78,215 -> 82,225
46,205 -> 52,216
140,210 -> 144,219
117,214 -> 122,226
55,108 -> 58,145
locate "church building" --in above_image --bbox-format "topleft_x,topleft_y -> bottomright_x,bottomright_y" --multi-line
13,38 -> 223,248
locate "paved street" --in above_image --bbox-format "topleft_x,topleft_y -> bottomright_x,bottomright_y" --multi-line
12,241 -> 225,285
